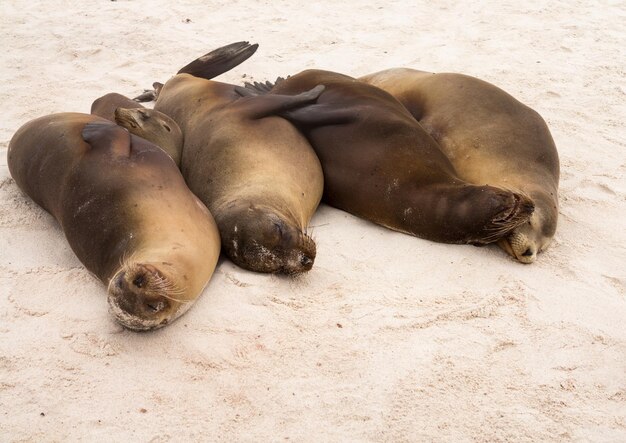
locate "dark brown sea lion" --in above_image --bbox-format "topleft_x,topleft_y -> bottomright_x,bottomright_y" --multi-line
91,93 -> 183,166
151,43 -> 324,275
243,70 -> 534,245
360,69 -> 559,263
7,113 -> 220,330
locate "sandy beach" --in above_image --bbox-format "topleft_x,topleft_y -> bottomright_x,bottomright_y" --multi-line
1,0 -> 625,441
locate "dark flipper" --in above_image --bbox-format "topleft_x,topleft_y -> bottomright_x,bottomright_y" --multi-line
280,103 -> 359,127
243,77 -> 287,95
133,82 -> 164,103
232,85 -> 325,119
133,89 -> 157,103
133,82 -> 163,103
81,122 -> 131,158
177,41 -> 259,80
233,86 -> 257,98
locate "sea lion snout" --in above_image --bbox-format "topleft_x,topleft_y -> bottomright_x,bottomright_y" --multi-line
499,231 -> 537,264
280,241 -> 316,275
300,255 -> 314,268
498,206 -> 554,264
219,206 -> 316,275
107,265 -> 178,330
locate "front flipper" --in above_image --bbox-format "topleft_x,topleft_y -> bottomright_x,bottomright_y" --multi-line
243,78 -> 286,94
280,103 -> 359,127
177,41 -> 259,80
81,122 -> 132,158
232,84 -> 325,119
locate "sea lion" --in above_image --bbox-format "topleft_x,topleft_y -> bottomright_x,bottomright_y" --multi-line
91,93 -> 183,166
360,69 -> 559,262
152,43 -> 325,275
243,70 -> 534,245
7,113 -> 220,330
114,107 -> 183,166
91,92 -> 144,122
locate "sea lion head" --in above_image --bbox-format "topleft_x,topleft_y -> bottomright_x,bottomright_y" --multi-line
114,107 -> 183,165
107,262 -> 191,331
219,203 -> 316,275
498,191 -> 557,263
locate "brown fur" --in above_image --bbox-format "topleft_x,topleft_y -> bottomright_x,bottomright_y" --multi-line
155,76 -> 324,274
266,69 -> 535,245
360,69 -> 559,262
7,113 -> 220,330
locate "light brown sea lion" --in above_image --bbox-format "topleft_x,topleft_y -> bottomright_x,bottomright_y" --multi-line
114,107 -> 183,166
7,113 -> 220,330
90,92 -> 144,122
243,70 -> 535,245
360,69 -> 559,263
91,92 -> 183,166
152,43 -> 325,275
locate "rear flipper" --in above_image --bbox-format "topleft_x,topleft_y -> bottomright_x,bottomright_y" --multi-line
133,82 -> 164,103
232,85 -> 326,119
177,41 -> 258,80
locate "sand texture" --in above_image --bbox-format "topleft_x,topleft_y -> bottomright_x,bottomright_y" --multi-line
1,0 -> 625,441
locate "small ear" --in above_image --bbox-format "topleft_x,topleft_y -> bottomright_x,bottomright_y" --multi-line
81,122 -> 131,157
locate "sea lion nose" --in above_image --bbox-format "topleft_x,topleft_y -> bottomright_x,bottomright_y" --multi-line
110,265 -> 171,318
517,246 -> 537,264
145,299 -> 167,313
300,255 -> 314,269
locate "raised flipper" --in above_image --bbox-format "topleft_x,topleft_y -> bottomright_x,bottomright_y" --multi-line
81,122 -> 131,158
177,41 -> 259,80
232,85 -> 326,120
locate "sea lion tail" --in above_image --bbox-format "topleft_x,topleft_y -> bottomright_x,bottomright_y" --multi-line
177,41 -> 259,80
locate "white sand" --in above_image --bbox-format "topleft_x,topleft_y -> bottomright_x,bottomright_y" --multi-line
1,1 -> 625,441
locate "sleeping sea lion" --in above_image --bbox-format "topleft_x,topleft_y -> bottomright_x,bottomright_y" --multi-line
91,92 -> 183,166
7,113 -> 220,330
90,92 -> 144,122
360,69 -> 559,263
151,42 -> 325,275
243,70 -> 534,246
